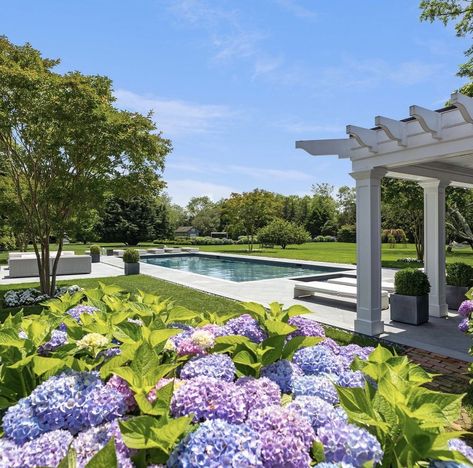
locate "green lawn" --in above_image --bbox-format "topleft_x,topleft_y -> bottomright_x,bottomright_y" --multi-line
199,242 -> 473,268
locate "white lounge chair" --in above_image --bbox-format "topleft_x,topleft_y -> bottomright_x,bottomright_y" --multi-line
181,247 -> 199,252
8,255 -> 91,278
113,250 -> 125,257
327,277 -> 395,293
293,281 -> 390,310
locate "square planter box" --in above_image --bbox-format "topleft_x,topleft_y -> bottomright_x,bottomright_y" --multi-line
390,294 -> 429,325
124,262 -> 140,275
90,253 -> 100,263
446,285 -> 469,311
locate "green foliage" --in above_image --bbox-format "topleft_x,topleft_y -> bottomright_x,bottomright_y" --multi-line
123,249 -> 140,264
306,184 -> 337,238
395,269 -> 431,296
89,245 -> 101,255
446,262 -> 473,287
337,225 -> 356,243
257,219 -> 310,249
342,345 -> 469,467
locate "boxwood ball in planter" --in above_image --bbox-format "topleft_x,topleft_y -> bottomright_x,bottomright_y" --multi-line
123,248 -> 140,275
390,269 -> 430,325
446,262 -> 473,310
89,245 -> 101,263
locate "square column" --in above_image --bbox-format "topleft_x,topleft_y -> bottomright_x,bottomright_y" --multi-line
420,179 -> 449,317
351,169 -> 386,336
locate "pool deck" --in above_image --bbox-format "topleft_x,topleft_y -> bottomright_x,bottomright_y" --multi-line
103,252 -> 472,362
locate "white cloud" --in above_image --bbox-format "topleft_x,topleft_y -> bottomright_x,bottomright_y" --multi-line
166,179 -> 236,205
114,89 -> 234,137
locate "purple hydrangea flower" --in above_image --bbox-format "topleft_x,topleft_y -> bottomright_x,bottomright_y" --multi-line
246,405 -> 316,450
293,346 -> 345,376
180,353 -> 236,382
171,377 -> 247,424
338,344 -> 374,364
106,375 -> 136,412
337,370 -> 366,388
0,437 -> 19,467
261,359 -> 303,393
38,329 -> 68,355
458,318 -> 470,333
224,314 -> 266,343
200,323 -> 229,337
168,419 -> 262,467
319,338 -> 340,355
458,300 -> 473,318
292,375 -> 339,404
259,430 -> 312,468
147,378 -> 182,403
315,464 -> 355,467
235,377 -> 281,412
66,305 -> 98,322
15,430 -> 73,468
73,420 -> 134,468
287,315 -> 325,339
317,421 -> 383,465
288,395 -> 347,430
3,371 -> 127,443
449,438 -> 473,464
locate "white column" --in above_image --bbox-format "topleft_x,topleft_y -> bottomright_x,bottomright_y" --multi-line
420,179 -> 449,317
351,168 -> 386,336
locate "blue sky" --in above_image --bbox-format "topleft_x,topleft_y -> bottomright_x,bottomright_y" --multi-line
1,0 -> 469,205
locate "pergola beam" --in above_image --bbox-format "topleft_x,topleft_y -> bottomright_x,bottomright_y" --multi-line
346,125 -> 378,153
295,138 -> 353,158
451,92 -> 473,123
409,105 -> 442,140
374,116 -> 407,146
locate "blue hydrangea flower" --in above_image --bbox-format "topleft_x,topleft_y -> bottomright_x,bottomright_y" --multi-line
261,359 -> 303,393
180,353 -> 236,382
337,370 -> 366,388
291,375 -> 339,404
0,437 -> 19,467
288,396 -> 347,430
338,344 -> 374,364
448,438 -> 473,465
171,377 -> 247,424
247,405 -> 315,450
38,329 -> 68,355
235,377 -> 281,412
167,419 -> 262,467
315,464 -> 355,467
317,421 -> 383,465
287,315 -> 325,339
66,305 -> 98,322
259,430 -> 312,468
319,338 -> 341,355
224,314 -> 266,343
293,346 -> 345,376
73,420 -> 134,468
3,371 -> 127,443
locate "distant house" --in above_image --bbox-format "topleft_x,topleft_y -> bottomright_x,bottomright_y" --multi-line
175,226 -> 200,238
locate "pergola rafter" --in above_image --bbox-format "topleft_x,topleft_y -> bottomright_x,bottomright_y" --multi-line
296,92 -> 473,336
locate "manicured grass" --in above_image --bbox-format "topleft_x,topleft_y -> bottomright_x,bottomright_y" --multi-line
199,242 -> 473,268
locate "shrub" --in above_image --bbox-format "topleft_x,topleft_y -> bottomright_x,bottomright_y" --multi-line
89,245 -> 101,255
257,220 -> 310,249
395,269 -> 430,296
123,248 -> 140,263
381,229 -> 407,244
337,225 -> 356,243
313,235 -> 325,242
153,237 -> 235,246
323,236 -> 336,242
446,262 -> 473,287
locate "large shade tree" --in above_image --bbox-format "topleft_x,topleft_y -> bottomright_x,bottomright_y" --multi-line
0,37 -> 171,294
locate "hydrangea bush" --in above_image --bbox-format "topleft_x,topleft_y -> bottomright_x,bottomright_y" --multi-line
0,285 -> 470,467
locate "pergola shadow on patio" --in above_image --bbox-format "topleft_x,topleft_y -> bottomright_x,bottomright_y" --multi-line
297,92 -> 473,337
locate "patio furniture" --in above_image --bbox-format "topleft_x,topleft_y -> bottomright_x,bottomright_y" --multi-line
147,248 -> 165,254
113,250 -> 125,257
8,254 -> 91,278
181,247 -> 199,252
164,247 -> 181,253
327,277 -> 394,293
293,281 -> 389,310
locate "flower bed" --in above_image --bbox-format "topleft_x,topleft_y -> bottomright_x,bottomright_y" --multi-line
0,286 -> 471,467
3,285 -> 81,308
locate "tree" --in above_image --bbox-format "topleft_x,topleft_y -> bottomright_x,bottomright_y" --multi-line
0,37 -> 171,294
420,1 -> 473,78
223,189 -> 282,251
72,209 -> 100,244
257,219 -> 309,249
186,196 -> 221,236
337,186 -> 356,226
306,184 -> 337,237
100,196 -> 159,245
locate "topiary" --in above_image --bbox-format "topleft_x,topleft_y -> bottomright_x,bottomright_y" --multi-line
395,269 -> 430,296
446,262 -> 473,287
123,248 -> 140,264
89,245 -> 101,255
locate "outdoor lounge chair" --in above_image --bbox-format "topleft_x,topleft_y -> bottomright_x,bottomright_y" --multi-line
293,281 -> 389,310
181,247 -> 199,252
327,276 -> 395,293
8,255 -> 91,278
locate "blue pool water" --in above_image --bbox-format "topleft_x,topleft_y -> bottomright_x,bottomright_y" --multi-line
141,254 -> 346,282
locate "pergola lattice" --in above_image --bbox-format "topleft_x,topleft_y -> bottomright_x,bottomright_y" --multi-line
296,92 -> 473,336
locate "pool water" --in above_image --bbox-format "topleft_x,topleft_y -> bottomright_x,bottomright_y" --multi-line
141,254 -> 346,282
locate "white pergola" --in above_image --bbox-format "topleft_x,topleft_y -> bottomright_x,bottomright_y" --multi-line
296,92 -> 473,336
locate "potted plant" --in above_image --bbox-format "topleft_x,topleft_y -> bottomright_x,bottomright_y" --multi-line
446,262 -> 473,310
390,268 -> 430,325
123,248 -> 140,275
89,245 -> 101,263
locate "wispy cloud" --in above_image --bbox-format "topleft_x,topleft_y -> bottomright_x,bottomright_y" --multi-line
166,179 -> 236,205
114,89 -> 234,137
274,0 -> 317,19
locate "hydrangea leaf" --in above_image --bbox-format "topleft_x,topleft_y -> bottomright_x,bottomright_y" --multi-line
149,329 -> 182,348
311,440 -> 325,463
264,320 -> 296,336
165,306 -> 199,324
58,446 -> 78,468
285,304 -> 312,317
32,356 -> 65,376
99,354 -> 130,380
85,438 -> 117,468
112,322 -> 143,344
241,302 -> 266,319
0,328 -> 27,348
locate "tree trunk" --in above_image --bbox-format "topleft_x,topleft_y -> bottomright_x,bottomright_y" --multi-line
50,236 -> 64,295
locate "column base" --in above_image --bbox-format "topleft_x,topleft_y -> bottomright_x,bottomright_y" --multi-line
354,318 -> 384,336
429,302 -> 448,318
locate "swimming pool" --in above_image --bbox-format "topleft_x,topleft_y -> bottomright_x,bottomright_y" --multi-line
141,254 -> 348,282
